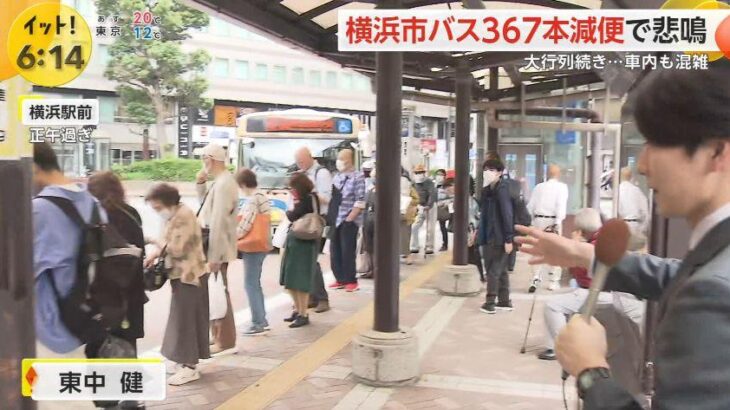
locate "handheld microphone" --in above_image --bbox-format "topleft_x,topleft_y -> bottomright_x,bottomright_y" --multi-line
579,219 -> 631,319
561,219 -> 630,381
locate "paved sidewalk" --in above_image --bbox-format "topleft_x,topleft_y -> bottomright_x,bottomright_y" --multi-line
146,253 -> 577,410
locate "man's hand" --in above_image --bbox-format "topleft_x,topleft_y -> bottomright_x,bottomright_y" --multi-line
504,243 -> 513,254
208,262 -> 221,273
556,316 -> 610,377
514,225 -> 594,269
196,169 -> 208,184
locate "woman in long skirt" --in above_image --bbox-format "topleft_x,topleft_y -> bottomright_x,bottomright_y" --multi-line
280,173 -> 319,328
145,183 -> 209,386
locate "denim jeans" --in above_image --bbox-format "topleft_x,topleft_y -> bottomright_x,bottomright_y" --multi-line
242,252 -> 268,327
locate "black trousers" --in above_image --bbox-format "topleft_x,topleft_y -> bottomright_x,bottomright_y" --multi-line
439,219 -> 449,248
330,221 -> 359,284
310,262 -> 329,302
507,246 -> 518,272
481,244 -> 510,304
468,244 -> 484,281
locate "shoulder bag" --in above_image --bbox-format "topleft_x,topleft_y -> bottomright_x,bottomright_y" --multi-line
237,193 -> 272,253
291,194 -> 325,240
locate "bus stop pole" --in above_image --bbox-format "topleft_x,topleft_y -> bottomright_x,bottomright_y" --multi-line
487,67 -> 499,153
0,76 -> 37,409
452,64 -> 471,266
372,0 -> 403,335
437,65 -> 482,296
352,0 -> 418,387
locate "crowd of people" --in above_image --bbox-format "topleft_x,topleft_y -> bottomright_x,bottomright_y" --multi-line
28,61 -> 730,410
30,136 -> 656,396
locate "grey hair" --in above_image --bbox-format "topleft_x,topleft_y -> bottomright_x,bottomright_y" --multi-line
574,208 -> 602,235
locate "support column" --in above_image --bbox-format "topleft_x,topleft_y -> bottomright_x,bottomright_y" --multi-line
589,129 -> 603,210
475,112 -> 486,198
352,0 -> 418,387
487,67 -> 499,153
439,64 -> 480,296
0,76 -> 37,409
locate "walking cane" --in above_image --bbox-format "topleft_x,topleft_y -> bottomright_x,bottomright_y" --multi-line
520,285 -> 540,354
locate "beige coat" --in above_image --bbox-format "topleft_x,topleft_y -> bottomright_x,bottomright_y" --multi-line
163,204 -> 207,285
196,170 -> 239,263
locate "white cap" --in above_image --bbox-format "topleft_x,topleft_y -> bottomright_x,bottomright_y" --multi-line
199,143 -> 227,162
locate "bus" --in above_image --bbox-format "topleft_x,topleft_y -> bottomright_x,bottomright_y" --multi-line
236,109 -> 362,226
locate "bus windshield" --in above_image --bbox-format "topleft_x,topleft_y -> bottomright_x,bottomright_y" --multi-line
240,137 -> 356,189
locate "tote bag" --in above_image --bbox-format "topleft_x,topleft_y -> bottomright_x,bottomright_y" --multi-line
237,194 -> 272,253
209,271 -> 228,321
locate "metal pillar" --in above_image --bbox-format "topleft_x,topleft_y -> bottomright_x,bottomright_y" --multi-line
373,4 -> 403,333
589,129 -> 603,210
475,112 -> 486,198
0,77 -> 36,409
487,67 -> 499,153
452,65 -> 471,266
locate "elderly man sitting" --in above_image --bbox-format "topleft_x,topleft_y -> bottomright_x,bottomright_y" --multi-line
537,208 -> 645,361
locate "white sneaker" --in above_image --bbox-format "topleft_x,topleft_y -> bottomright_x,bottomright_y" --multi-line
168,366 -> 200,386
166,362 -> 181,375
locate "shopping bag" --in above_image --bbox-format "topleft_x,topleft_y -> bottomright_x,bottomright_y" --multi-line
272,218 -> 291,249
209,271 -> 228,321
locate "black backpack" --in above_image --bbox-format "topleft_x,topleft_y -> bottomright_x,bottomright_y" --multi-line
504,176 -> 531,227
38,196 -> 143,344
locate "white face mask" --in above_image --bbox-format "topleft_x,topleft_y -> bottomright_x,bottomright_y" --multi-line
159,208 -> 174,221
483,170 -> 499,187
336,160 -> 347,172
435,175 -> 445,184
414,174 -> 426,183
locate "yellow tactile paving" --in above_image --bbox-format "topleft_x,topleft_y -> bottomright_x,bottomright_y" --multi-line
216,254 -> 450,410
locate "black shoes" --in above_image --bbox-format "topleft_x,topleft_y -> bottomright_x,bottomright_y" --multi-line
480,303 -> 496,314
284,311 -> 298,322
481,301 -> 512,314
538,349 -> 557,360
289,315 -> 310,328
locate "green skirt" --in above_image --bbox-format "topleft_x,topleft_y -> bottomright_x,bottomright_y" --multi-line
279,231 -> 317,292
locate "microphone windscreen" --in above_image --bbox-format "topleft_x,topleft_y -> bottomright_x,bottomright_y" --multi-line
595,219 -> 631,266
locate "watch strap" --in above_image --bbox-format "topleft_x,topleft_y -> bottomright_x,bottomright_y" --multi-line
577,367 -> 611,399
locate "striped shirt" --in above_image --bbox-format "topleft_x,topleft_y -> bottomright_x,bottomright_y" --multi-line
237,191 -> 271,239
333,170 -> 366,227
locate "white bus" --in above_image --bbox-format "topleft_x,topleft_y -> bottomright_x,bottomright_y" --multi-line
236,109 -> 361,226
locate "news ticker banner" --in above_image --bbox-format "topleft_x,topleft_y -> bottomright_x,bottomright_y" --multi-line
22,359 -> 166,401
338,9 -> 730,59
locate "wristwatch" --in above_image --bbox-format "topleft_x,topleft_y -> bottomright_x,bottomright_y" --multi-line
576,367 -> 611,398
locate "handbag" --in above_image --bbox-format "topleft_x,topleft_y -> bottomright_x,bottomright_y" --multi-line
291,194 -> 325,240
208,271 -> 228,321
437,203 -> 451,221
143,245 -> 169,291
237,194 -> 272,253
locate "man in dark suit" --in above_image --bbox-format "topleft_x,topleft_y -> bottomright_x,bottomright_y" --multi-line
516,61 -> 730,409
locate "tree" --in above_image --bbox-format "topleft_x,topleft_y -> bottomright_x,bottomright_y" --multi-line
96,0 -> 211,157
